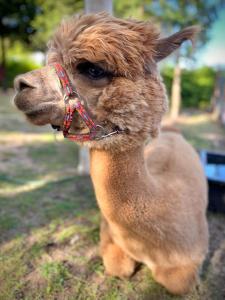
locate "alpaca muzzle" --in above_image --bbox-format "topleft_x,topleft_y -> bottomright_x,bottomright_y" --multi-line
52,63 -> 124,142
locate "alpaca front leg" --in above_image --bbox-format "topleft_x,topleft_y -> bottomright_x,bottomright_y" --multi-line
100,216 -> 136,278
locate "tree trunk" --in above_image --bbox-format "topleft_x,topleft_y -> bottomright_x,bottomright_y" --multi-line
210,70 -> 225,125
77,0 -> 113,175
0,36 -> 7,91
0,36 -> 6,68
85,0 -> 113,13
170,54 -> 182,120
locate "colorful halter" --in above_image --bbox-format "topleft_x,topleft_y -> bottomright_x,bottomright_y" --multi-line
52,63 -> 124,141
52,63 -> 101,142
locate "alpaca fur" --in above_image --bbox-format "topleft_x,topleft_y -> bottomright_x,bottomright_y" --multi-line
14,13 -> 208,295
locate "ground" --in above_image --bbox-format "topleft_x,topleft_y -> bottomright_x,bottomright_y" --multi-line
0,91 -> 225,300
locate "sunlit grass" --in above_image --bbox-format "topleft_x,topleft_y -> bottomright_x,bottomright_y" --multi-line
0,131 -> 63,143
0,172 -> 74,197
177,113 -> 212,125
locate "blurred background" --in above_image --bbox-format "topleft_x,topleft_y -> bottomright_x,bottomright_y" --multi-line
0,1 -> 225,299
1,0 -> 225,123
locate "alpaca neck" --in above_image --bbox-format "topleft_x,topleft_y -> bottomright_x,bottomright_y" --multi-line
90,146 -> 153,219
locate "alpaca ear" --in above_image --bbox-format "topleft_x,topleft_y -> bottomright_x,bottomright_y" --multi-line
154,26 -> 200,62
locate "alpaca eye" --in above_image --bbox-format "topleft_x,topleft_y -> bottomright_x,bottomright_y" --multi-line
77,62 -> 107,80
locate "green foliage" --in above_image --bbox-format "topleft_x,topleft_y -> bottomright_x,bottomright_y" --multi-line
0,0 -> 37,40
161,66 -> 173,98
114,0 -> 148,19
31,0 -> 84,51
0,0 -> 38,77
182,67 -> 216,108
162,66 -> 216,109
2,57 -> 40,88
0,0 -> 83,48
7,40 -> 33,60
0,0 -> 83,80
114,0 -> 224,59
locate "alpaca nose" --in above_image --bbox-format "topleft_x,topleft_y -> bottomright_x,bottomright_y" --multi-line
14,75 -> 35,92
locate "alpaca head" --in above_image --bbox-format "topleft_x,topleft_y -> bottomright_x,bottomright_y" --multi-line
14,13 -> 198,151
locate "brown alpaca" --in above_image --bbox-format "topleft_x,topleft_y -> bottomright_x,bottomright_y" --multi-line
14,13 -> 208,295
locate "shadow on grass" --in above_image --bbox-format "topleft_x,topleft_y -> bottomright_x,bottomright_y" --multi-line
0,172 -> 97,244
0,135 -> 96,243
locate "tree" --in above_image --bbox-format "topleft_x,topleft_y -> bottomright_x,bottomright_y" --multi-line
0,0 -> 37,87
114,0 -> 147,19
85,0 -> 112,14
162,66 -> 216,109
114,0 -> 224,119
77,0 -> 113,175
31,0 -> 83,51
144,0 -> 225,119
211,69 -> 225,125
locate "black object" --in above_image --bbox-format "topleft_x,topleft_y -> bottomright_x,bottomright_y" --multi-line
51,124 -> 61,131
199,150 -> 225,213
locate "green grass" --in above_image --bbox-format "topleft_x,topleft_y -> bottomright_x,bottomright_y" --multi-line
0,91 -> 225,299
40,261 -> 71,294
173,111 -> 225,151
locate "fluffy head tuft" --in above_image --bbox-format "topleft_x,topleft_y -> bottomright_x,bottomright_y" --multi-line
48,12 -> 160,79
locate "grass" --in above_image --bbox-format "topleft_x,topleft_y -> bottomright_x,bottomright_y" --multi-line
163,110 -> 225,152
175,112 -> 225,151
0,90 -> 225,299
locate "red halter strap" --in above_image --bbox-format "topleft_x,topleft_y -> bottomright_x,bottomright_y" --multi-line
52,63 -> 98,141
52,63 -> 124,141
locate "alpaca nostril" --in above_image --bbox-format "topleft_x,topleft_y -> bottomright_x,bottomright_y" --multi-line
19,81 -> 30,91
14,76 -> 35,92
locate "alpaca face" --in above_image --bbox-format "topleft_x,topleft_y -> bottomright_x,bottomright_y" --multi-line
14,13 -> 198,151
14,65 -> 65,127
